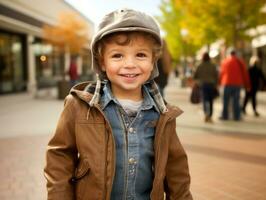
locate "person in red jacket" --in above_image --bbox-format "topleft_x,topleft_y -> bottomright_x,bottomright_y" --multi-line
219,49 -> 250,121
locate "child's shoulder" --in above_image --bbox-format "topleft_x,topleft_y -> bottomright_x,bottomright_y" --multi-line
64,81 -> 95,106
70,81 -> 96,94
164,103 -> 183,119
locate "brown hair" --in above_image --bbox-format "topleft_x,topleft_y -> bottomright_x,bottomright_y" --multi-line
202,52 -> 210,62
95,31 -> 162,65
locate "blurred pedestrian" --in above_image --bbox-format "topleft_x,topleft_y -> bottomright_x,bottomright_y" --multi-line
68,57 -> 79,87
219,49 -> 250,121
174,64 -> 180,77
194,52 -> 218,123
44,8 -> 192,200
154,39 -> 172,97
242,56 -> 266,116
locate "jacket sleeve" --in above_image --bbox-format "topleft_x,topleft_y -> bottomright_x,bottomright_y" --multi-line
44,95 -> 78,200
219,61 -> 226,85
164,120 -> 193,200
213,64 -> 219,85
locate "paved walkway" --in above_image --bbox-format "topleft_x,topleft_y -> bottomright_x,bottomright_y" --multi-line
0,74 -> 266,199
165,75 -> 266,200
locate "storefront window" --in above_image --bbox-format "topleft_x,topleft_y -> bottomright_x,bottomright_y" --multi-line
33,41 -> 64,88
0,31 -> 25,94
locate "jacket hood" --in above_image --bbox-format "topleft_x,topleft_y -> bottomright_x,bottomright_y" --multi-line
69,81 -> 94,102
91,8 -> 162,81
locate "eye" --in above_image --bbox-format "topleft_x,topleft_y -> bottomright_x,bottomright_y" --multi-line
112,53 -> 123,59
136,53 -> 147,58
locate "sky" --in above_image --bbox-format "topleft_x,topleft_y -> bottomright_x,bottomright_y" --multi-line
65,0 -> 162,26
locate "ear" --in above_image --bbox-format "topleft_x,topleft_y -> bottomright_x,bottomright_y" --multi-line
99,58 -> 106,71
101,65 -> 106,72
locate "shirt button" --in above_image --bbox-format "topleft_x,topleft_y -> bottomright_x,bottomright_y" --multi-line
128,127 -> 134,133
129,158 -> 135,164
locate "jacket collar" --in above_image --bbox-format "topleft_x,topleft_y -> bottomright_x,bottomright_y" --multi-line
100,81 -> 159,113
69,78 -> 183,118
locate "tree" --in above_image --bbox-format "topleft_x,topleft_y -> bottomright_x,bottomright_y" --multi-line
158,0 -> 266,59
43,11 -> 91,98
43,11 -> 90,54
176,0 -> 218,47
157,0 -> 198,62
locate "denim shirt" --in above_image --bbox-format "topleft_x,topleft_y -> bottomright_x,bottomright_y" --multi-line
100,82 -> 160,200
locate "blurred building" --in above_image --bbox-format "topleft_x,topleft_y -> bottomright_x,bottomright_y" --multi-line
0,0 -> 94,95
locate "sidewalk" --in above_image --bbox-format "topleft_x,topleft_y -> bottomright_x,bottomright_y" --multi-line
165,74 -> 266,200
0,93 -> 62,200
0,91 -> 62,138
0,75 -> 266,199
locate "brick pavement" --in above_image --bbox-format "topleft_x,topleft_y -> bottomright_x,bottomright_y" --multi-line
0,135 -> 49,200
181,133 -> 266,200
0,75 -> 266,199
165,75 -> 266,200
0,92 -> 60,200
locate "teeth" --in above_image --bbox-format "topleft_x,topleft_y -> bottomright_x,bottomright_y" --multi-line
124,74 -> 136,78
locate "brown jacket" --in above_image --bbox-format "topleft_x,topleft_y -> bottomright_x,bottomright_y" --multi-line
44,82 -> 192,200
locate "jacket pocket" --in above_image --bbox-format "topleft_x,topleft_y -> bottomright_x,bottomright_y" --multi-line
70,159 -> 90,183
70,159 -> 90,199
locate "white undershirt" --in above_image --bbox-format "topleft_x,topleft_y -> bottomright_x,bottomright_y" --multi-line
117,99 -> 143,117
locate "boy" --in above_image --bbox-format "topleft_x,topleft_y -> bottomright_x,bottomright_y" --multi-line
44,8 -> 192,200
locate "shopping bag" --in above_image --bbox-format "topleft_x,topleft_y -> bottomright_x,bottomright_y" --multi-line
190,84 -> 201,104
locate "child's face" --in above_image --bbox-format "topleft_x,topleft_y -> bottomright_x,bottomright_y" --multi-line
101,34 -> 154,100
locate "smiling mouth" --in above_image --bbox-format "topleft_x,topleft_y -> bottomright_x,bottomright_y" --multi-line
120,74 -> 139,78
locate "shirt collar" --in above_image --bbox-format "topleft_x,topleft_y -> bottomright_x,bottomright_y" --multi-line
142,85 -> 159,112
100,81 -> 159,113
100,82 -> 117,109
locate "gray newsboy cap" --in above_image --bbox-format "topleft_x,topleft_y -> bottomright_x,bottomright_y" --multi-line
91,8 -> 162,80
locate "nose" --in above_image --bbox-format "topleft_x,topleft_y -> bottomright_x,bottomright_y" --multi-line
123,56 -> 136,68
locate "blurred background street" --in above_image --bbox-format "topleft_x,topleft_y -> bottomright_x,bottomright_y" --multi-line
0,74 -> 266,200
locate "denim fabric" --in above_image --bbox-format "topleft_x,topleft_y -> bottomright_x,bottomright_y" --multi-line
201,83 -> 215,117
100,82 -> 159,200
221,86 -> 241,120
